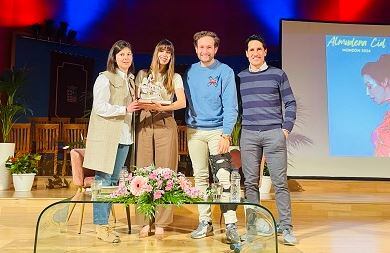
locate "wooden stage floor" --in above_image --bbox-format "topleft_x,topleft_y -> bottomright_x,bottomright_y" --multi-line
0,179 -> 390,253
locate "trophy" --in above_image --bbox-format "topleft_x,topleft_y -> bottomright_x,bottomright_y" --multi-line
138,74 -> 171,104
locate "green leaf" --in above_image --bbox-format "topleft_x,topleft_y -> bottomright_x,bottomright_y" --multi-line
0,67 -> 31,142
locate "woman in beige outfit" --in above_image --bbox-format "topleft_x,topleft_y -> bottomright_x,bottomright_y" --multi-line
135,39 -> 186,238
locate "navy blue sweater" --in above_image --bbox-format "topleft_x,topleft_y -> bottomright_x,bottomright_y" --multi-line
238,66 -> 296,132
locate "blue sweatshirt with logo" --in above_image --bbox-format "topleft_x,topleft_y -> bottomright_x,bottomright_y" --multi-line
184,60 -> 238,135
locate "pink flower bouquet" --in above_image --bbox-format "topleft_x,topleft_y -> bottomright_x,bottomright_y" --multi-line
108,166 -> 203,220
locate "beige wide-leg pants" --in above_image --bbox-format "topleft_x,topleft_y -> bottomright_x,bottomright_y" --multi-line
135,111 -> 178,227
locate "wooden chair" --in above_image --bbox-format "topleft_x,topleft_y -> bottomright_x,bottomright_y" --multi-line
74,117 -> 90,124
29,117 -> 49,124
50,117 -> 71,142
35,123 -> 60,175
61,124 -> 88,176
9,123 -> 31,155
67,149 -> 95,234
177,125 -> 191,175
177,125 -> 188,156
67,149 -> 131,234
28,117 -> 49,142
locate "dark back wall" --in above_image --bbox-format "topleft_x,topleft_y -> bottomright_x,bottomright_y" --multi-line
15,36 -> 264,118
2,0 -> 390,71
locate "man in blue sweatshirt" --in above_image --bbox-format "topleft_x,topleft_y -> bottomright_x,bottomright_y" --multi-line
238,34 -> 297,245
184,31 -> 239,243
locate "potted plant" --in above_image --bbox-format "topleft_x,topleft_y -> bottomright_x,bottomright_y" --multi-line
230,118 -> 241,150
0,68 -> 29,190
5,153 -> 41,191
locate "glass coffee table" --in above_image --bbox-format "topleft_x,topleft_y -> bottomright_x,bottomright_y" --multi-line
34,191 -> 278,252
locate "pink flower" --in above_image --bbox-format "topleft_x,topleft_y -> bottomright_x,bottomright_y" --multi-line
118,181 -> 126,189
162,169 -> 173,180
153,190 -> 164,200
110,183 -> 128,198
179,176 -> 190,190
149,172 -> 157,180
130,176 -> 147,196
156,180 -> 163,189
165,180 -> 173,191
185,187 -> 202,198
144,183 -> 153,193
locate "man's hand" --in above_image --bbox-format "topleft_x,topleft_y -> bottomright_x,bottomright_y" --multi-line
282,129 -> 289,139
218,135 -> 231,154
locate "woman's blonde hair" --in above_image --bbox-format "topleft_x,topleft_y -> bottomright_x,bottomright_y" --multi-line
107,40 -> 135,74
149,39 -> 175,94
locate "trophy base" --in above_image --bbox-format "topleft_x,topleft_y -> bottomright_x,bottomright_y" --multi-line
138,99 -> 172,105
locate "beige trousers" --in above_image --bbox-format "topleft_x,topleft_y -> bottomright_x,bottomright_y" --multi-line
135,111 -> 178,227
187,128 -> 238,224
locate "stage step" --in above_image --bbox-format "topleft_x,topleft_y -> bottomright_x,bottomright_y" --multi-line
289,179 -> 390,194
2,178 -> 390,220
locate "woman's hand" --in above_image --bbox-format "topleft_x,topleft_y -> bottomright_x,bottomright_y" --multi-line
150,102 -> 165,111
126,100 -> 141,112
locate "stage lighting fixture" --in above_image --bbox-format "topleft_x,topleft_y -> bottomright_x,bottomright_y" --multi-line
30,23 -> 41,39
56,21 -> 69,42
44,19 -> 56,41
66,30 -> 77,44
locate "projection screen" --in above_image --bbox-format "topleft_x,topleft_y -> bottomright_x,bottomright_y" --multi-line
281,20 -> 390,178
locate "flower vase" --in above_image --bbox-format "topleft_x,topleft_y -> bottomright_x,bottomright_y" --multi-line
148,215 -> 156,236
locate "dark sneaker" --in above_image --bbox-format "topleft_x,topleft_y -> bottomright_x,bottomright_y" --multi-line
191,220 -> 213,239
282,228 -> 298,246
226,223 -> 240,244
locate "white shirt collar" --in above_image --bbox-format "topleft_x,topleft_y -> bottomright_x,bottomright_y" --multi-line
116,69 -> 135,81
249,62 -> 268,73
116,68 -> 127,79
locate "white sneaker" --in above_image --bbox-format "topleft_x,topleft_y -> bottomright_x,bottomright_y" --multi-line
282,228 -> 297,246
190,220 -> 213,239
96,225 -> 120,243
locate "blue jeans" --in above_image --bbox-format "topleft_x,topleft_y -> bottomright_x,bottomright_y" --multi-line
93,144 -> 130,225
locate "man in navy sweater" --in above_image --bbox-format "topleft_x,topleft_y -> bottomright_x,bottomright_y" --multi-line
238,34 -> 298,245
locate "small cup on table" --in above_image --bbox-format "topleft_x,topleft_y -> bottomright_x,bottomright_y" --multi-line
91,179 -> 103,200
211,182 -> 223,201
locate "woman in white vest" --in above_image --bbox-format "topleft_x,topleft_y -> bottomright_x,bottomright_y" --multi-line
135,39 -> 186,239
83,40 -> 140,243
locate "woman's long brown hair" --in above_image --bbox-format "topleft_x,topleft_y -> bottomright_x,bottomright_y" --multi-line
149,39 -> 175,94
